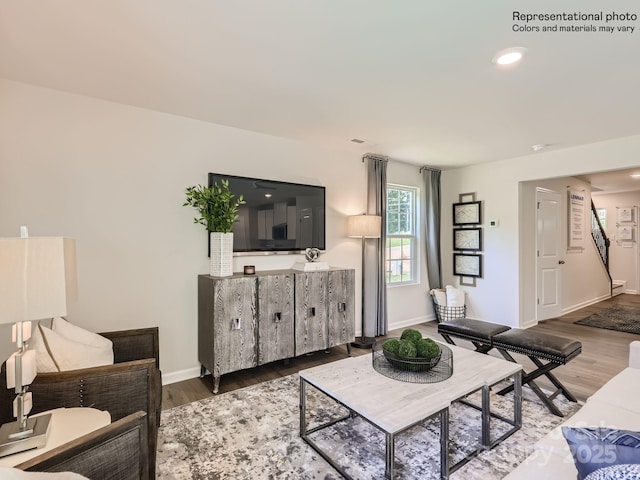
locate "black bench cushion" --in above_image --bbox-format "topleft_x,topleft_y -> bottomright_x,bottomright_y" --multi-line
492,329 -> 582,364
438,318 -> 510,343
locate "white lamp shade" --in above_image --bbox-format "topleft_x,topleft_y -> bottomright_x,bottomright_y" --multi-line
0,237 -> 77,325
347,215 -> 382,239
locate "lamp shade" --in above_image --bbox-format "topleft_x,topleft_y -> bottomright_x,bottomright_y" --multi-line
0,237 -> 77,325
347,214 -> 382,239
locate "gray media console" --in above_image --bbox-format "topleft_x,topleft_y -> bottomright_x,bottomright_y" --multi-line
198,267 -> 355,393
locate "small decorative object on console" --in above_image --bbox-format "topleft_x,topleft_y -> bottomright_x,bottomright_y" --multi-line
304,248 -> 320,262
293,249 -> 329,271
243,265 -> 255,275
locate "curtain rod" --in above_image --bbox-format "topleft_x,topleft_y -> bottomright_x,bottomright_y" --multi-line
361,153 -> 441,172
362,153 -> 389,162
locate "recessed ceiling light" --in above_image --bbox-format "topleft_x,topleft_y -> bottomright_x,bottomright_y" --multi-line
630,174 -> 640,178
265,193 -> 272,198
492,47 -> 528,66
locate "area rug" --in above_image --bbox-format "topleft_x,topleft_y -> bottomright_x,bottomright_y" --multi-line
575,304 -> 640,335
156,374 -> 580,480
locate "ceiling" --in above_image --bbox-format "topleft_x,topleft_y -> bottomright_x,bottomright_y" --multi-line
1,1 -> 640,171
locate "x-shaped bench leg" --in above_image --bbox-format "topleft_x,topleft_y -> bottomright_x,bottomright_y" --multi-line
494,349 -> 574,417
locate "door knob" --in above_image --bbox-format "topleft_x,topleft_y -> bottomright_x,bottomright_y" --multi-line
558,260 -> 565,264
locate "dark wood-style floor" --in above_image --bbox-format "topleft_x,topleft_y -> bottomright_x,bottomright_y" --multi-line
162,293 -> 640,410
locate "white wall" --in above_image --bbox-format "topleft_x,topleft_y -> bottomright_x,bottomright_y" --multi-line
592,191 -> 640,294
442,135 -> 640,327
0,80 -> 434,382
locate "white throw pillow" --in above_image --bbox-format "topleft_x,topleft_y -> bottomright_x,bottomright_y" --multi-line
445,285 -> 466,307
27,323 -> 59,373
430,289 -> 447,306
39,323 -> 113,371
51,317 -> 112,350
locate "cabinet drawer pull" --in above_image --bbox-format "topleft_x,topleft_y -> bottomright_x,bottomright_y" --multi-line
308,307 -> 316,317
231,318 -> 242,330
274,312 -> 282,323
338,302 -> 346,312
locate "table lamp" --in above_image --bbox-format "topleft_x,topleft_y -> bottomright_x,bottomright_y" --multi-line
347,214 -> 381,349
0,227 -> 77,457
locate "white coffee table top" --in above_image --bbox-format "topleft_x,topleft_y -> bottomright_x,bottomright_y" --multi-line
0,407 -> 111,467
300,340 -> 521,434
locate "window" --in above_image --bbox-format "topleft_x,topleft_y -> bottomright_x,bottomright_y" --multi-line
596,208 -> 607,230
386,184 -> 418,285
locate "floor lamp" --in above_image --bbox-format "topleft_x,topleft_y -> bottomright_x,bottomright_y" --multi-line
0,228 -> 77,457
348,214 -> 382,349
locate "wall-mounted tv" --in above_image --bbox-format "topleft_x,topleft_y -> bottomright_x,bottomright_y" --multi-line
208,173 -> 326,255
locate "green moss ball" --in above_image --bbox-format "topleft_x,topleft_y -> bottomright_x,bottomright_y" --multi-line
397,339 -> 417,358
382,339 -> 401,355
416,338 -> 441,360
400,328 -> 423,346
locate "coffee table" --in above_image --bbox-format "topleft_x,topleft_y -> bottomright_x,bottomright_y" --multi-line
299,340 -> 522,479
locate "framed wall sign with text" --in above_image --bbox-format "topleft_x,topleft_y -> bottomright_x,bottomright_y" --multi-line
453,228 -> 482,251
453,201 -> 481,226
453,253 -> 482,277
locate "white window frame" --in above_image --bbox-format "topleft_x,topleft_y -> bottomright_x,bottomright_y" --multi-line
386,184 -> 419,286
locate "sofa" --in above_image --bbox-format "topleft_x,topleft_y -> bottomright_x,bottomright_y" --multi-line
505,340 -> 640,479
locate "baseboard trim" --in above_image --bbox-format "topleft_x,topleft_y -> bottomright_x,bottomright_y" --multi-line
561,293 -> 612,316
162,367 -> 202,386
388,314 -> 434,332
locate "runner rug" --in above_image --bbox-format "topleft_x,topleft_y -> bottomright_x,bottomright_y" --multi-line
575,304 -> 640,335
156,373 -> 579,480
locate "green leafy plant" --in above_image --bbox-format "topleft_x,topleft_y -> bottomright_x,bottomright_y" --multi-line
183,180 -> 246,233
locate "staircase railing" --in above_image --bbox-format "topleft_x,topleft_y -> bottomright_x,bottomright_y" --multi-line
591,201 -> 612,292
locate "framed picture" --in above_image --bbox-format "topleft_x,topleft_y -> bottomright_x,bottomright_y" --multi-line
618,225 -> 634,241
459,276 -> 477,287
453,253 -> 482,277
458,192 -> 476,203
453,228 -> 482,251
618,206 -> 634,223
453,201 -> 481,226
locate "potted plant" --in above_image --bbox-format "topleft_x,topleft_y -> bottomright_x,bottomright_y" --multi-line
183,179 -> 245,276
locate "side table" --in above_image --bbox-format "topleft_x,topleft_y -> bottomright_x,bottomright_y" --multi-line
0,408 -> 111,467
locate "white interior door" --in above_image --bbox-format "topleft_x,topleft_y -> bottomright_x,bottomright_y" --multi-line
536,189 -> 563,320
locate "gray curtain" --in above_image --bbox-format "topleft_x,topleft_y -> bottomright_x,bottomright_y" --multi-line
423,168 -> 442,289
365,155 -> 388,336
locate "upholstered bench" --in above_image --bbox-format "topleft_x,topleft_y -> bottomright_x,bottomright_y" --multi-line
437,318 -> 510,353
491,329 -> 581,417
437,319 -> 582,416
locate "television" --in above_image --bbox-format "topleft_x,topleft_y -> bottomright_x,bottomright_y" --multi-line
208,173 -> 326,255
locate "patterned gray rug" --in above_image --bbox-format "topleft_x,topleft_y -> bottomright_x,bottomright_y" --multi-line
575,304 -> 640,335
156,373 -> 580,480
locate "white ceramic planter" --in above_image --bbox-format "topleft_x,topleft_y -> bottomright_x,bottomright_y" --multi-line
210,232 -> 233,277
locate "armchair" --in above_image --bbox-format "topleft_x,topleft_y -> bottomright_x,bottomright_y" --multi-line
16,411 -> 148,480
0,327 -> 161,480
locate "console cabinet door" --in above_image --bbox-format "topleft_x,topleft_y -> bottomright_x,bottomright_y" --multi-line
257,273 -> 294,365
211,277 -> 257,377
327,269 -> 356,347
294,272 -> 328,355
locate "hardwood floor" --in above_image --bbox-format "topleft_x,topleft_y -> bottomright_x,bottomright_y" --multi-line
162,293 -> 639,410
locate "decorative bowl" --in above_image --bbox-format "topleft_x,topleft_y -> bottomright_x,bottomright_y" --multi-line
382,347 -> 442,373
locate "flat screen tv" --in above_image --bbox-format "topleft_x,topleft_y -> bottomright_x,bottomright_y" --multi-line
208,173 -> 326,255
